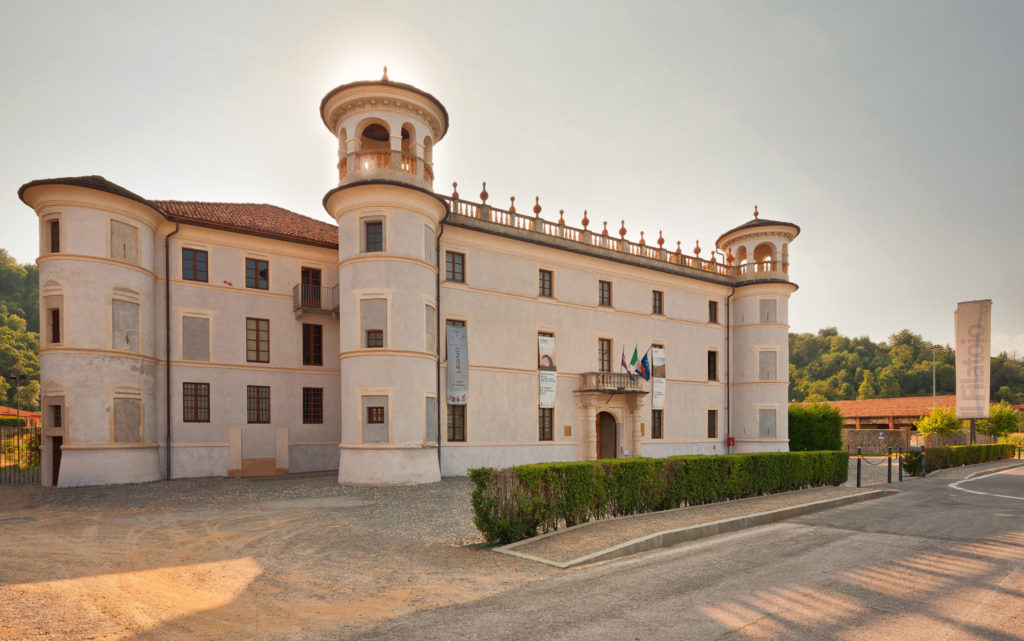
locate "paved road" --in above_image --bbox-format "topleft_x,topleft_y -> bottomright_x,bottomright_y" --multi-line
347,469 -> 1024,640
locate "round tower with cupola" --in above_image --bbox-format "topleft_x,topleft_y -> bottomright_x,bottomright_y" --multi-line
716,207 -> 800,453
321,70 -> 448,484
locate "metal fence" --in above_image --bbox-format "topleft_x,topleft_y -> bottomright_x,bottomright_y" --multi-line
0,421 -> 41,484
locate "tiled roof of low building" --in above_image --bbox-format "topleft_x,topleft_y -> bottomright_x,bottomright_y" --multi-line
155,200 -> 338,248
0,405 -> 40,418
19,175 -> 339,248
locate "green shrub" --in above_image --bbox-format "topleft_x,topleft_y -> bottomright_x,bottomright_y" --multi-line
789,404 -> 843,451
901,443 -> 1016,476
0,417 -> 28,427
17,433 -> 40,469
469,451 -> 849,544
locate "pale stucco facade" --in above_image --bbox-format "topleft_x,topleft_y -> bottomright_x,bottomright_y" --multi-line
21,74 -> 799,487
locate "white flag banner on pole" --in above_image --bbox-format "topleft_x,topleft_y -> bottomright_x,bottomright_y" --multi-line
955,300 -> 991,419
446,325 -> 469,405
651,347 -> 666,410
538,334 -> 556,409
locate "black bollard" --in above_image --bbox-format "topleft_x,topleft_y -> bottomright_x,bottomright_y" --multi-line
887,446 -> 892,484
921,448 -> 927,478
898,446 -> 903,482
857,447 -> 862,488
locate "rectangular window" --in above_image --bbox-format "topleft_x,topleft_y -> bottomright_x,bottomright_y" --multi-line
447,404 -> 466,442
247,386 -> 270,423
652,290 -> 663,315
652,409 -> 663,439
709,300 -> 719,323
364,220 -> 384,252
598,338 -> 612,373
758,350 -> 777,381
246,318 -> 269,363
51,404 -> 63,428
446,251 -> 465,282
49,220 -> 60,253
598,280 -> 612,307
182,248 -> 208,282
708,409 -> 718,438
366,330 -> 384,348
302,387 -> 323,424
362,396 -> 388,443
302,323 -> 323,365
361,298 -> 387,348
759,408 -> 777,438
759,299 -> 777,323
538,270 -> 553,297
245,258 -> 269,290
183,382 -> 210,423
113,398 -> 142,442
367,406 -> 384,423
49,308 -> 61,344
539,407 -> 553,441
708,350 -> 718,381
112,300 -> 140,352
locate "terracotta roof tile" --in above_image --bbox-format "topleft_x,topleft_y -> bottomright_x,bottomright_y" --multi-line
0,405 -> 40,418
155,200 -> 338,248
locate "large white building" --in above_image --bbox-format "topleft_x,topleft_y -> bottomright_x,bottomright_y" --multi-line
20,74 -> 799,487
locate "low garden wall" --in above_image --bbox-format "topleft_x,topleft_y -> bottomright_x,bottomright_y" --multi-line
470,451 -> 849,544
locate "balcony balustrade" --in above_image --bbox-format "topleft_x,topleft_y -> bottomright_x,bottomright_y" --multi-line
293,284 -> 340,316
578,372 -> 646,393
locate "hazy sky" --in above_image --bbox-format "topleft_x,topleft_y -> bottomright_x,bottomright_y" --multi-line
1,1 -> 1021,355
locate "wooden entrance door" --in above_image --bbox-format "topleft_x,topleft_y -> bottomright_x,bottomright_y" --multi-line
597,412 -> 617,459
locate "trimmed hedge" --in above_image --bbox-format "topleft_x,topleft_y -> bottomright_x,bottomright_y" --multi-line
901,443 -> 1017,476
470,451 -> 849,544
789,404 -> 843,451
0,417 -> 28,427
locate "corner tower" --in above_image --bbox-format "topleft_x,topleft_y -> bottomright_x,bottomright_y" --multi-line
321,70 -> 448,484
717,207 -> 800,453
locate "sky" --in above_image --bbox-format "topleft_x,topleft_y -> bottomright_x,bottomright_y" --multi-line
1,0 -> 1021,356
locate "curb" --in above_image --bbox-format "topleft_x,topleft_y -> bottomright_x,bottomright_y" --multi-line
962,461 -> 1024,480
496,489 -> 899,569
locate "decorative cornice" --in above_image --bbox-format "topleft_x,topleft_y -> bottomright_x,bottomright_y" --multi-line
325,94 -> 445,140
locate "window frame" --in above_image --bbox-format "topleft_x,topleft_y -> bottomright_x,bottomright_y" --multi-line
598,338 -> 612,373
538,269 -> 553,298
365,329 -> 384,348
709,300 -> 719,324
302,387 -> 324,424
538,407 -> 554,441
707,349 -> 718,381
445,251 -> 465,283
447,404 -> 466,442
302,323 -> 323,366
652,409 -> 663,439
652,290 -> 663,315
246,385 -> 271,424
707,409 -> 718,439
367,406 -> 385,424
245,258 -> 269,290
182,382 -> 210,423
364,220 -> 384,252
246,317 -> 270,363
182,248 -> 208,282
49,308 -> 61,345
48,219 -> 61,254
598,280 -> 612,307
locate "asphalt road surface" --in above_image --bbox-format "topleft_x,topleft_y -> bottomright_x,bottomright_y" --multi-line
347,469 -> 1024,641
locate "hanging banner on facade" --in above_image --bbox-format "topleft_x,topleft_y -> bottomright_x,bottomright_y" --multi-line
955,300 -> 992,419
538,334 -> 557,409
651,347 -> 666,410
446,325 -> 469,405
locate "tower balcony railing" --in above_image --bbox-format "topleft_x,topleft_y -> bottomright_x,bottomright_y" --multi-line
339,150 -> 432,184
293,284 -> 340,316
578,372 -> 646,393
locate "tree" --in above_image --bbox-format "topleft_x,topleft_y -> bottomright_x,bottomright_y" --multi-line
876,368 -> 901,398
915,407 -> 963,436
978,401 -> 1022,439
858,371 -> 877,399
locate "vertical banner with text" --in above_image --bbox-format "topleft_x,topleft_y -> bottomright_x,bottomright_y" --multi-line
538,334 -> 557,409
651,347 -> 666,410
446,325 -> 469,405
955,299 -> 992,419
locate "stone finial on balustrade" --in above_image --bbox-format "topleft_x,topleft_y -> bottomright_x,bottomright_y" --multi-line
639,231 -> 646,246
675,241 -> 682,256
533,197 -> 542,217
726,247 -> 734,265
480,182 -> 488,204
710,251 -> 717,263
382,65 -> 389,81
451,182 -> 459,199
753,205 -> 759,219
657,230 -> 664,248
693,240 -> 701,256
618,220 -> 627,239
558,209 -> 565,225
602,221 -> 609,236
508,196 -> 516,213
582,210 -> 589,229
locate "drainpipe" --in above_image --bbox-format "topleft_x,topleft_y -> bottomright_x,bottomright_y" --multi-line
435,202 -> 450,471
725,283 -> 736,454
164,222 -> 180,480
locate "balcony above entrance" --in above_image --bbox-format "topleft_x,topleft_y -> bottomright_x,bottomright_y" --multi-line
578,372 -> 647,393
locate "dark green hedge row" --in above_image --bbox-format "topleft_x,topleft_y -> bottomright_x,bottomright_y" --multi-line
0,417 -> 28,427
470,451 -> 849,544
901,443 -> 1017,475
789,404 -> 843,451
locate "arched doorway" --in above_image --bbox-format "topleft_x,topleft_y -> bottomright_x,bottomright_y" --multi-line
597,411 -> 617,459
